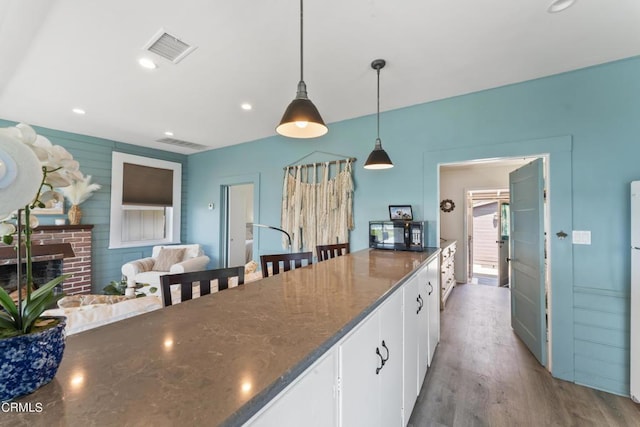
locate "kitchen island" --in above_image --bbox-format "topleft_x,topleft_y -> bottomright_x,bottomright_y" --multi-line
8,248 -> 439,426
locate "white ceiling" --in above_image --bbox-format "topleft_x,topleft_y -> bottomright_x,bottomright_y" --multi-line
0,0 -> 639,154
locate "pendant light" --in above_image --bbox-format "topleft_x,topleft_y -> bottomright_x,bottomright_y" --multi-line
364,59 -> 393,170
276,0 -> 327,139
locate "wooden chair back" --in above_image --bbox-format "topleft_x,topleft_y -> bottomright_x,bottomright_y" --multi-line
316,243 -> 350,262
159,266 -> 245,307
260,252 -> 313,278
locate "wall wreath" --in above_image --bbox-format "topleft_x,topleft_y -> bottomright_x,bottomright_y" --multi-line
440,199 -> 455,213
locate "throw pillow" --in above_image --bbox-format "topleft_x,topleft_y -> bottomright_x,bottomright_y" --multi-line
245,260 -> 258,274
152,248 -> 186,271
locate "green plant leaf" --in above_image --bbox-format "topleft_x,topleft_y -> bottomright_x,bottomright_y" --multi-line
0,315 -> 17,330
21,293 -> 56,333
103,285 -> 121,295
2,234 -> 13,245
149,287 -> 158,294
0,328 -> 21,339
0,286 -> 19,320
0,310 -> 14,321
21,276 -> 66,332
30,274 -> 69,301
0,310 -> 17,330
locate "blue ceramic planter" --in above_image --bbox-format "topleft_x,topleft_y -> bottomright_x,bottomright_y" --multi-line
0,317 -> 66,401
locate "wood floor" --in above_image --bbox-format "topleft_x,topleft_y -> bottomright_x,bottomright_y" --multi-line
408,283 -> 640,427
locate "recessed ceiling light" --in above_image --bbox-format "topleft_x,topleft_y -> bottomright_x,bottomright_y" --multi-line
164,131 -> 174,136
547,0 -> 576,13
138,58 -> 157,69
241,103 -> 252,111
72,108 -> 86,115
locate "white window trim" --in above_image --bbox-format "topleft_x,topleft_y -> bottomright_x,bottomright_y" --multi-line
109,152 -> 181,249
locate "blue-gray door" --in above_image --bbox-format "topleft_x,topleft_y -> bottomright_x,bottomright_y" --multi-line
509,158 -> 546,366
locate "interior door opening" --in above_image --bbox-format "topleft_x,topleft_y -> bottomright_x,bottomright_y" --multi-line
467,190 -> 510,287
439,155 -> 551,369
222,183 -> 254,268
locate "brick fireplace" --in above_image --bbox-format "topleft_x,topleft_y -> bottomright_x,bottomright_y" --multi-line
0,224 -> 93,295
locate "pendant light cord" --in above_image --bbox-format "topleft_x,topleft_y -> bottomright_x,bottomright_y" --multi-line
300,0 -> 304,82
376,66 -> 380,140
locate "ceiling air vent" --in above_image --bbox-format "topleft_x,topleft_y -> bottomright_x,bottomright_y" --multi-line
156,137 -> 209,151
143,29 -> 197,64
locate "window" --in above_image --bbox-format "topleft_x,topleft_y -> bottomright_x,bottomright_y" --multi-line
109,152 -> 181,248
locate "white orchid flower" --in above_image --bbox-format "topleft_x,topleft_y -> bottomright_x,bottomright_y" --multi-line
15,123 -> 37,144
0,222 -> 16,236
49,144 -> 73,164
45,171 -> 72,188
60,157 -> 79,169
2,123 -> 98,229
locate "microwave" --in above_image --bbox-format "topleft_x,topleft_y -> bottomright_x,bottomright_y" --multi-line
369,221 -> 426,252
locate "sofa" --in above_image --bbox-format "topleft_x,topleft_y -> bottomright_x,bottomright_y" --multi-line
121,244 -> 210,289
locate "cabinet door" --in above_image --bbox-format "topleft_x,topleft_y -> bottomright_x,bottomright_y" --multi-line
402,276 -> 420,425
249,350 -> 338,427
379,290 -> 404,427
339,310 -> 381,427
417,265 -> 430,387
427,257 -> 440,366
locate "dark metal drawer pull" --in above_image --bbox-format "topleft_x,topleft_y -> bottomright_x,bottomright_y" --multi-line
376,347 -> 384,374
380,340 -> 390,364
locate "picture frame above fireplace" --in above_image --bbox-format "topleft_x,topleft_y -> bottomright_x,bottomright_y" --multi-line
31,190 -> 65,215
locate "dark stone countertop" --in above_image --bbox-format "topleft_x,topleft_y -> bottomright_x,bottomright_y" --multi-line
8,248 -> 439,426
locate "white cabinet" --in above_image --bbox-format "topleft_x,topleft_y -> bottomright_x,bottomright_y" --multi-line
416,256 -> 440,372
417,265 -> 430,386
339,290 -> 404,427
402,274 -> 424,424
247,253 -> 441,427
440,240 -> 456,308
426,256 -> 440,366
247,350 -> 338,427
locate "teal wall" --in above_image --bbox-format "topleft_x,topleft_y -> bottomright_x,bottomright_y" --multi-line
0,119 -> 189,294
186,56 -> 640,397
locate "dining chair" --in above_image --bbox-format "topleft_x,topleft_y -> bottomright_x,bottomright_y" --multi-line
159,266 -> 245,307
260,252 -> 313,278
316,243 -> 350,262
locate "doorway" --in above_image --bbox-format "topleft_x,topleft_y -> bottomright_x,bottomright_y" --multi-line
439,155 -> 551,367
467,189 -> 510,287
222,183 -> 254,267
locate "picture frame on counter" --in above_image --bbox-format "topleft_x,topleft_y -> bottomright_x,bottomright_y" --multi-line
389,205 -> 413,221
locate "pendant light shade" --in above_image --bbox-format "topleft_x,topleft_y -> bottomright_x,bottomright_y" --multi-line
365,138 -> 393,169
276,0 -> 327,139
364,59 -> 393,170
276,82 -> 327,138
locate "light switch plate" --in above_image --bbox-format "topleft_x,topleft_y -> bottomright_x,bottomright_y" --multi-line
572,230 -> 591,245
